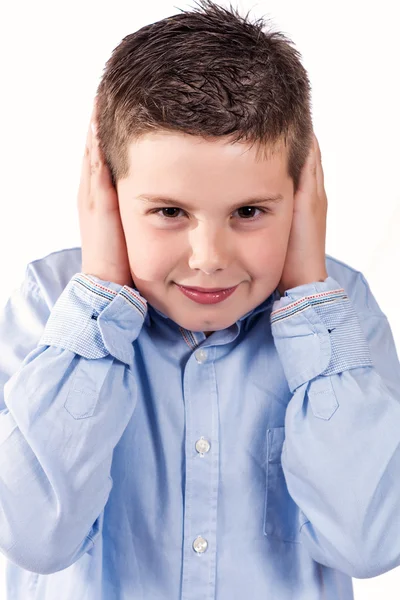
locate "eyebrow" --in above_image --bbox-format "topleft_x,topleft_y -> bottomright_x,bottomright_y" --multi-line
137,193 -> 284,211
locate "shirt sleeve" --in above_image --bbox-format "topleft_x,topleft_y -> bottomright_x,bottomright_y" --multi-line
270,274 -> 400,579
0,270 -> 147,574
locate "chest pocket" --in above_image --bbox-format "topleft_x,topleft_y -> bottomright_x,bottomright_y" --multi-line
64,355 -> 114,419
263,426 -> 307,543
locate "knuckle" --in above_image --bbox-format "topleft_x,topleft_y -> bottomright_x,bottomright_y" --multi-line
90,161 -> 101,176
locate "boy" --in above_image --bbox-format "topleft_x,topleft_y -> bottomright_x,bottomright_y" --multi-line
1,1 -> 400,598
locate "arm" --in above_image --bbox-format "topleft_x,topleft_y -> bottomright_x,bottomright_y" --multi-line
0,94 -> 140,574
0,268 -> 146,574
271,271 -> 400,579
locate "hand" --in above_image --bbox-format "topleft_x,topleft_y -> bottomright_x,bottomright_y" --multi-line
278,134 -> 328,296
78,97 -> 133,287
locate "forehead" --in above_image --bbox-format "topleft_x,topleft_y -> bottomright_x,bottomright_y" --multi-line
125,131 -> 292,197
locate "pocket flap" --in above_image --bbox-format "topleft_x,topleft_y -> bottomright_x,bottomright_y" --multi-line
64,355 -> 113,419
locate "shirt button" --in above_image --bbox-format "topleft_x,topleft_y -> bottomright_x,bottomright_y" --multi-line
194,349 -> 208,364
193,536 -> 208,554
195,437 -> 211,454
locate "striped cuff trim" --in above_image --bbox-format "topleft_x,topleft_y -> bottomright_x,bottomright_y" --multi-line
73,274 -> 148,317
271,288 -> 347,325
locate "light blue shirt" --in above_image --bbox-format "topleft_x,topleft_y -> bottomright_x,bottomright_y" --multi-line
1,246 -> 400,600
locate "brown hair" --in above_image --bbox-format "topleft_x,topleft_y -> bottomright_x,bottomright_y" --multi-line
96,0 -> 313,193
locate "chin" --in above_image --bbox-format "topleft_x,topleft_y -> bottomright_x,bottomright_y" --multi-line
181,318 -> 235,334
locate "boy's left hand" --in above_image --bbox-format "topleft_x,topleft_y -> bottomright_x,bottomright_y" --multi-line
278,134 -> 328,296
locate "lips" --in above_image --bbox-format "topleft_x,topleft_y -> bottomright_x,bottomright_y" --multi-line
177,285 -> 236,292
176,283 -> 239,305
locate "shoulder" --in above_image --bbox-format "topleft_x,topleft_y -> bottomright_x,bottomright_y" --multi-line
25,246 -> 82,309
326,254 -> 385,317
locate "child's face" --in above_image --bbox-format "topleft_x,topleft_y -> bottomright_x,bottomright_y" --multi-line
117,132 -> 294,334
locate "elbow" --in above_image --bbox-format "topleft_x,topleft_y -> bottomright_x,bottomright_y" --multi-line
351,559 -> 394,580
3,533 -> 96,575
350,543 -> 400,580
0,495 -> 106,574
300,520 -> 397,580
351,514 -> 400,578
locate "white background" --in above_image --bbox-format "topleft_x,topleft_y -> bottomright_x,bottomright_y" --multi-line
0,0 -> 399,597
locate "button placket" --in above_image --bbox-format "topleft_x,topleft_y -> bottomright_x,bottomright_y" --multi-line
181,343 -> 219,598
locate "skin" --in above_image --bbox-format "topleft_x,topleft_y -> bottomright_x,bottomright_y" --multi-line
116,132 -> 294,336
79,97 -> 328,337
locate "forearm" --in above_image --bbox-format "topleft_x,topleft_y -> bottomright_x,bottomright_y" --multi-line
0,273 -> 146,574
1,347 -> 133,573
271,276 -> 400,578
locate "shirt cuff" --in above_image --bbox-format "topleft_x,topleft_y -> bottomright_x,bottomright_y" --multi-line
270,277 -> 373,392
39,273 -> 148,366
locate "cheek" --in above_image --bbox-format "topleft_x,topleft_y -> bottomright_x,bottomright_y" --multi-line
123,221 -> 178,281
251,246 -> 286,282
246,224 -> 290,280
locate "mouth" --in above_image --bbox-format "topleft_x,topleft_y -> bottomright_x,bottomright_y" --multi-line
176,283 -> 239,305
177,285 -> 237,292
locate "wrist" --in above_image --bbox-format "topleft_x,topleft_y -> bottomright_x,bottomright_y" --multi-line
278,271 -> 328,296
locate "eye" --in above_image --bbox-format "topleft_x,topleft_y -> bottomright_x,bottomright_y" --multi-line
235,206 -> 266,220
149,205 -> 269,221
154,207 -> 186,219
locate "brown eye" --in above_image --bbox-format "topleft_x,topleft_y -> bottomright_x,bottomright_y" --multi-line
161,208 -> 182,218
237,206 -> 258,218
235,206 -> 269,220
150,207 -> 187,221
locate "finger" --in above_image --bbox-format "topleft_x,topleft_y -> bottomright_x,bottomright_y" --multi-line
296,137 -> 317,197
88,108 -> 119,212
90,114 -> 114,195
309,136 -> 317,179
78,98 -> 98,208
313,134 -> 326,201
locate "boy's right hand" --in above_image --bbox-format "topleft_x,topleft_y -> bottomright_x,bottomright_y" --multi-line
78,97 -> 133,287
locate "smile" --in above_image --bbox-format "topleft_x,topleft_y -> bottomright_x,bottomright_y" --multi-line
176,284 -> 238,304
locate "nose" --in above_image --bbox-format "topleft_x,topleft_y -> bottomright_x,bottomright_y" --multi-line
188,224 -> 230,275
